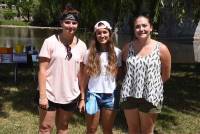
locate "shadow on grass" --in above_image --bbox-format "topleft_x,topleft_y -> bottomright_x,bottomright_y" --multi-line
113,63 -> 200,132
164,63 -> 200,115
0,63 -> 200,133
154,63 -> 200,132
0,70 -> 38,118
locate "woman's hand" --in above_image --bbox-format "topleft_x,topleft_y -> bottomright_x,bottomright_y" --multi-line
39,97 -> 48,110
78,99 -> 85,113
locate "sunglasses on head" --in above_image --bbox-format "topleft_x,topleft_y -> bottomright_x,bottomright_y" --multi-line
65,45 -> 72,60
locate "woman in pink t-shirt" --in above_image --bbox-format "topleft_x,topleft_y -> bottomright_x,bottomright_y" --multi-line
37,5 -> 87,133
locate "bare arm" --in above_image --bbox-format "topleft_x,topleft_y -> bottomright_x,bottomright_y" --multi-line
38,57 -> 50,109
78,62 -> 89,112
160,43 -> 171,83
78,62 -> 89,100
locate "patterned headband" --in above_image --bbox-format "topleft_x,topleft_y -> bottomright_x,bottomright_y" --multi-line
61,13 -> 79,22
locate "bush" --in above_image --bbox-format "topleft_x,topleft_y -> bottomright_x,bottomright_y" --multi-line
3,10 -> 16,20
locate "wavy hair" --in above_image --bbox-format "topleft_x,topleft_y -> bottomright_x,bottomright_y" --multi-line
86,30 -> 118,77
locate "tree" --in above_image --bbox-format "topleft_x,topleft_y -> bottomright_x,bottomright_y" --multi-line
32,0 -> 61,26
19,0 -> 35,21
18,0 -> 200,29
4,0 -> 36,21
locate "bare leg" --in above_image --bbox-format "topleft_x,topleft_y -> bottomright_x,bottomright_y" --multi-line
39,107 -> 56,134
86,111 -> 100,134
139,111 -> 157,134
55,108 -> 74,134
101,108 -> 116,134
124,109 -> 141,134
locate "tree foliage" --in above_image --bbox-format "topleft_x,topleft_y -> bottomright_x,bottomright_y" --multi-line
31,0 -> 61,26
159,0 -> 200,23
2,0 -> 200,30
19,0 -> 35,21
3,0 -> 35,21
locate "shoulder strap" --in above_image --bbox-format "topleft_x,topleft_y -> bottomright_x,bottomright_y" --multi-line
155,42 -> 161,51
154,42 -> 161,56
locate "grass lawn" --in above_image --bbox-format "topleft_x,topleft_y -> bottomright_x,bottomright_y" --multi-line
0,63 -> 200,134
0,19 -> 29,26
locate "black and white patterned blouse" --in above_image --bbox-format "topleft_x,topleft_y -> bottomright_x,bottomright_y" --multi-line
121,42 -> 163,107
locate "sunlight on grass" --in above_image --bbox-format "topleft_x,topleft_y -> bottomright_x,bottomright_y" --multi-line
0,19 -> 29,26
0,110 -> 38,134
156,106 -> 200,134
0,63 -> 200,134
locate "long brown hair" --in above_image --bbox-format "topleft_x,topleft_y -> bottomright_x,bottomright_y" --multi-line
86,30 -> 118,77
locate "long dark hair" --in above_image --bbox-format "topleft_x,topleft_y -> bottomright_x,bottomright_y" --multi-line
133,10 -> 153,26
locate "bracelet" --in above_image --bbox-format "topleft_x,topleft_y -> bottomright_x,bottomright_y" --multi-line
39,97 -> 47,104
39,97 -> 47,101
80,98 -> 85,100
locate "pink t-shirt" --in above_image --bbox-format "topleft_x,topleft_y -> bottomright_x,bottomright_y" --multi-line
39,35 -> 87,104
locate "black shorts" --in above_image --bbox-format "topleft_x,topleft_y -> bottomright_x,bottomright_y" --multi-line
120,97 -> 162,113
34,91 -> 79,112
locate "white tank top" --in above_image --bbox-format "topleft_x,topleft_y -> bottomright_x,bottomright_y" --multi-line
121,42 -> 163,107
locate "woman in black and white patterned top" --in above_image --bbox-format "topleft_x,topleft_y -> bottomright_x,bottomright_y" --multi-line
120,11 -> 171,133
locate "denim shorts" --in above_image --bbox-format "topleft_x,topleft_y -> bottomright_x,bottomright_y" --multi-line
86,89 -> 120,111
120,97 -> 162,113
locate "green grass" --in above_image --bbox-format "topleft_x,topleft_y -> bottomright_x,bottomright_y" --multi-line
0,19 -> 29,26
0,8 -> 29,26
0,63 -> 200,134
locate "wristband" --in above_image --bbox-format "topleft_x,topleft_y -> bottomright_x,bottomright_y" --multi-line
39,97 -> 48,104
39,97 -> 47,101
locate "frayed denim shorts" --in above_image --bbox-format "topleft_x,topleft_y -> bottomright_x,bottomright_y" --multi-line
86,89 -> 120,113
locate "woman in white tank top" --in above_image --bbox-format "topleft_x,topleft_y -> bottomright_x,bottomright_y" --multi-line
80,20 -> 122,134
120,11 -> 171,133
